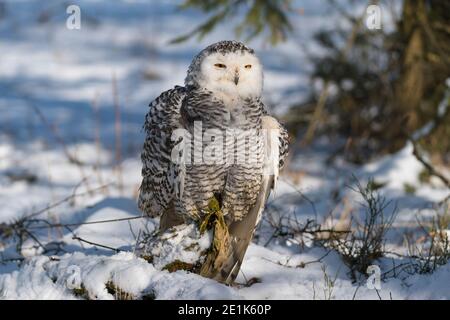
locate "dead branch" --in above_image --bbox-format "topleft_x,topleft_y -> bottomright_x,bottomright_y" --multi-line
72,236 -> 122,253
26,183 -> 112,219
411,141 -> 450,189
112,73 -> 124,194
31,105 -> 80,165
28,216 -> 143,230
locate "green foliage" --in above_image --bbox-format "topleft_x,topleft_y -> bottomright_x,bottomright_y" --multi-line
72,284 -> 89,300
403,183 -> 416,195
300,0 -> 450,163
171,0 -> 293,45
105,281 -> 135,300
140,255 -> 153,263
141,291 -> 156,300
162,260 -> 196,273
199,196 -> 221,234
418,169 -> 432,184
367,180 -> 387,191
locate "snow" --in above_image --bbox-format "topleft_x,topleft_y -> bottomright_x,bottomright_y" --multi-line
137,223 -> 212,270
1,0 -> 449,300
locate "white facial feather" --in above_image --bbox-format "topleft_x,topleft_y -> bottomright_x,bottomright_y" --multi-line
197,51 -> 263,103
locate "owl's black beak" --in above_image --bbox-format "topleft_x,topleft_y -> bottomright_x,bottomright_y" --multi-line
234,73 -> 239,85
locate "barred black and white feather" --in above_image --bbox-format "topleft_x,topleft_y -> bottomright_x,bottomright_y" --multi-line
138,41 -> 289,283
138,86 -> 186,218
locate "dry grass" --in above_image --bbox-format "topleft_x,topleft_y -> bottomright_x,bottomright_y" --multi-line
320,178 -> 397,280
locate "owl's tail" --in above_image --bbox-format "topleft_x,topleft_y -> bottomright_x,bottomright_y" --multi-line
198,174 -> 274,285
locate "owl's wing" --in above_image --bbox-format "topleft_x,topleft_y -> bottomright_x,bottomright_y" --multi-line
138,86 -> 187,218
258,100 -> 290,173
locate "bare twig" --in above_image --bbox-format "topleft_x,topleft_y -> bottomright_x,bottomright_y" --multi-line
375,289 -> 382,300
31,105 -> 80,165
352,284 -> 361,300
277,177 -> 318,217
325,177 -> 397,280
27,216 -> 143,230
31,105 -> 94,195
90,92 -> 108,195
26,183 -> 113,219
260,249 -> 332,270
72,236 -> 122,253
411,141 -> 450,189
112,73 -> 124,194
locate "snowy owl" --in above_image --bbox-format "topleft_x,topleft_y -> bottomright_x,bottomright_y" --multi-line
138,41 -> 289,283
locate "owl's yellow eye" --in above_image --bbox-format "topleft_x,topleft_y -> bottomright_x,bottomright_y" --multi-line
214,63 -> 227,68
244,64 -> 252,69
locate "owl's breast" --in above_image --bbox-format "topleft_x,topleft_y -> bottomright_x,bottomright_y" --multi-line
184,90 -> 262,132
227,108 -> 247,128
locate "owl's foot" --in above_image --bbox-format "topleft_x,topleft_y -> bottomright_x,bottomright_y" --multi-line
198,196 -> 234,284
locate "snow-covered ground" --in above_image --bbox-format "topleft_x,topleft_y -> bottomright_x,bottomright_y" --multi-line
1,0 -> 449,300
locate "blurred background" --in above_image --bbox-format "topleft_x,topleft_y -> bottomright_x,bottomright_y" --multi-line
1,0 -> 448,213
0,0 -> 449,299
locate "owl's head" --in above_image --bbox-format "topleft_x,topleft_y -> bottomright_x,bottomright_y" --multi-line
185,41 -> 263,99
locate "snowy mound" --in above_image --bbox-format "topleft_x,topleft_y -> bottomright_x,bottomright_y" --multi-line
0,252 -> 238,300
136,223 -> 212,270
